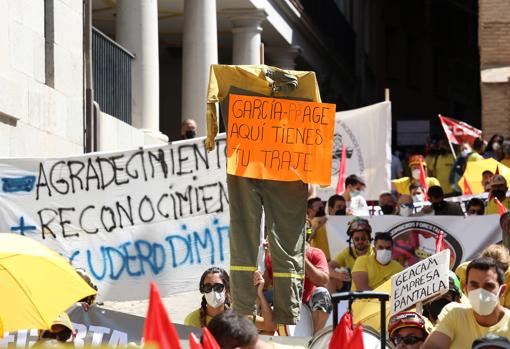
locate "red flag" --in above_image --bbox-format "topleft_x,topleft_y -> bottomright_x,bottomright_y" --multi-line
435,231 -> 446,253
495,197 -> 508,216
329,312 -> 353,349
348,323 -> 365,349
201,327 -> 220,349
143,282 -> 182,349
463,177 -> 473,195
189,333 -> 204,349
418,158 -> 429,201
496,165 -> 500,175
336,144 -> 347,195
438,115 -> 482,145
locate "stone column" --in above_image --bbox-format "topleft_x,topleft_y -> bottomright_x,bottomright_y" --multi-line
116,0 -> 167,143
265,46 -> 301,70
225,9 -> 267,65
181,0 -> 218,137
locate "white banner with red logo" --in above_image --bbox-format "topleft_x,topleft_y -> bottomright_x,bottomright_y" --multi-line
438,115 -> 482,145
325,215 -> 501,268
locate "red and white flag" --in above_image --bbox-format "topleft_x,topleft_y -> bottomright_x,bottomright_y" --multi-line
438,115 -> 482,145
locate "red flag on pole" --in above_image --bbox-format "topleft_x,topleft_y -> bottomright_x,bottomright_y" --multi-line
329,312 -> 353,349
435,231 -> 446,253
143,282 -> 182,349
496,165 -> 500,175
189,333 -> 204,349
201,328 -> 220,349
336,144 -> 347,195
495,197 -> 508,216
418,158 -> 429,200
438,115 -> 482,145
348,323 -> 366,349
463,177 -> 473,195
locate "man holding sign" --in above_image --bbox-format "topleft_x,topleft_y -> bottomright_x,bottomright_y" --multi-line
205,64 -> 335,324
423,257 -> 510,349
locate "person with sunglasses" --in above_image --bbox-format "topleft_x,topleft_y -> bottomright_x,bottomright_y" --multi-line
389,311 -> 431,349
184,267 -> 275,333
327,217 -> 374,293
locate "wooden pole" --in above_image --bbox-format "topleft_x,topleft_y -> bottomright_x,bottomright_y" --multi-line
384,88 -> 390,102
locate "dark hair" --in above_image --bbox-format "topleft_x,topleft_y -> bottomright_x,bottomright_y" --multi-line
409,183 -> 424,192
328,194 -> 345,209
199,267 -> 232,327
482,170 -> 494,177
427,185 -> 444,199
467,198 -> 485,211
345,174 -> 364,187
486,134 -> 504,152
307,197 -> 322,209
379,192 -> 396,203
374,232 -> 393,246
473,137 -> 484,151
207,310 -> 258,349
466,257 -> 504,286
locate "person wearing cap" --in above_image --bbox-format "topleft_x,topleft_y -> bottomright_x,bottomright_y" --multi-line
388,311 -> 431,349
327,217 -> 374,293
392,155 -> 440,195
423,257 -> 510,349
351,232 -> 403,291
455,244 -> 510,309
486,174 -> 509,215
472,334 -> 510,349
36,312 -> 75,344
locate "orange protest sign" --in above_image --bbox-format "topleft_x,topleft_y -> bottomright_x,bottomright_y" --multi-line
227,94 -> 335,185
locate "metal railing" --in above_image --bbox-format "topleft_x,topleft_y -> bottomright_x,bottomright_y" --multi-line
92,27 -> 134,125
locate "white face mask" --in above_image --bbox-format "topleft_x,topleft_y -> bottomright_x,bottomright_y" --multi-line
376,249 -> 392,265
412,169 -> 421,180
204,291 -> 225,308
468,287 -> 501,316
413,194 -> 425,203
350,190 -> 361,198
461,149 -> 470,158
399,207 -> 413,217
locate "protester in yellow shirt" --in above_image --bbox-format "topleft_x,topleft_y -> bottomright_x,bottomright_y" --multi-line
422,257 -> 510,349
486,175 -> 510,215
351,232 -> 403,291
309,194 -> 346,260
455,244 -> 510,308
392,155 -> 440,195
327,217 -> 374,293
431,140 -> 456,195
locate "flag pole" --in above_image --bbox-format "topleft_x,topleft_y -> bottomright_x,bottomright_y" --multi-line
447,138 -> 457,160
384,88 -> 390,102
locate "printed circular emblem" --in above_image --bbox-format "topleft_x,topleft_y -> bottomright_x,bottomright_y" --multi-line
386,220 -> 463,269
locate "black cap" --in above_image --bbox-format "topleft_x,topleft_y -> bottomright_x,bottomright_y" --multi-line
472,334 -> 510,349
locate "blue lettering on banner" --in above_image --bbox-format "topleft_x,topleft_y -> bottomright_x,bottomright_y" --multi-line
70,221 -> 230,281
10,216 -> 37,235
1,176 -> 36,193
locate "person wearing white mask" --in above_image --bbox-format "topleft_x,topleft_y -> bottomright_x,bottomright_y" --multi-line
409,183 -> 426,203
392,155 -> 440,195
184,267 -> 275,333
351,232 -> 403,290
423,257 -> 510,349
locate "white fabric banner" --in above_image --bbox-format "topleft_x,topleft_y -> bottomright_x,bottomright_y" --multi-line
0,136 -> 230,301
325,215 -> 501,268
317,101 -> 392,200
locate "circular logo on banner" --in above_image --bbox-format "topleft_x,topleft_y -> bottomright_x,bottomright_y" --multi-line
331,121 -> 365,176
387,220 -> 463,269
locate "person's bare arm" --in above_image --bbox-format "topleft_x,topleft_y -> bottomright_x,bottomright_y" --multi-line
421,331 -> 451,349
253,271 -> 276,333
305,255 -> 329,286
351,271 -> 370,290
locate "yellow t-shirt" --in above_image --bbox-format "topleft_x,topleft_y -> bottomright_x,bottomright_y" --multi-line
455,261 -> 510,307
333,246 -> 375,270
434,302 -> 510,349
392,177 -> 441,195
433,154 -> 455,194
310,218 -> 331,260
351,254 -> 403,291
486,197 -> 510,215
184,308 -> 213,328
467,152 -> 484,162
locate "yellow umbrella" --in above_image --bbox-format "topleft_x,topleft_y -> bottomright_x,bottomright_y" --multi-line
0,233 -> 96,332
352,280 -> 392,330
458,158 -> 510,194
